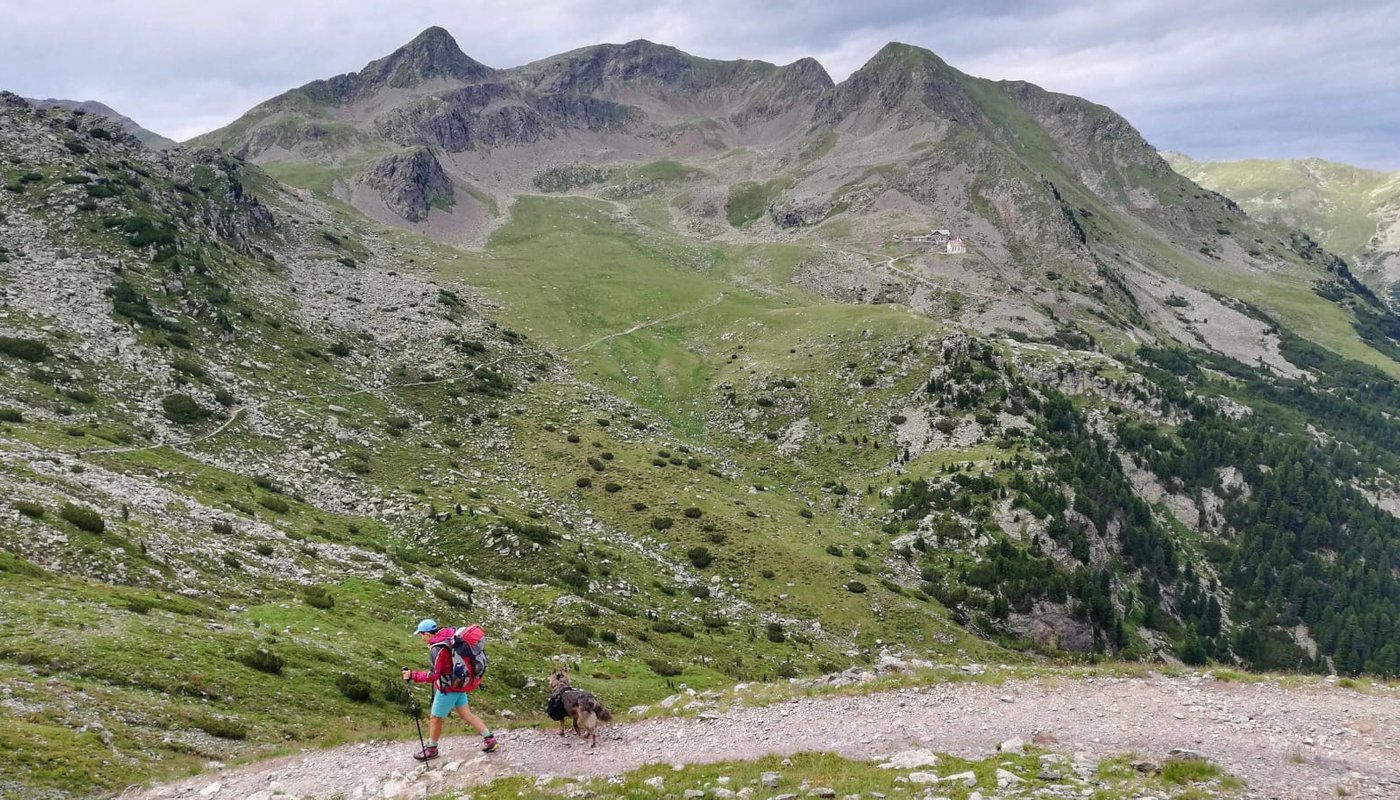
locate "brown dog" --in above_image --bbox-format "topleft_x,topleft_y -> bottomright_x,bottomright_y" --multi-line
546,670 -> 613,747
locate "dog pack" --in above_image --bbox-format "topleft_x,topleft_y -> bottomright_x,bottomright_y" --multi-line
432,624 -> 487,692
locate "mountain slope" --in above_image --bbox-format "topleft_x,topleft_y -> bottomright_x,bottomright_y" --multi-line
24,96 -> 178,149
1164,152 -> 1400,302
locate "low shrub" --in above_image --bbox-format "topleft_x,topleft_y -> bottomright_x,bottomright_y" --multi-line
683,507 -> 702,519
0,408 -> 24,423
687,546 -> 712,568
258,495 -> 290,514
336,673 -> 372,703
845,580 -> 869,594
646,658 -> 683,677
13,500 -> 45,518
192,715 -> 247,740
302,585 -> 335,609
431,586 -> 470,608
0,337 -> 52,363
59,503 -> 105,533
240,647 -> 284,675
124,597 -> 152,614
161,394 -> 210,425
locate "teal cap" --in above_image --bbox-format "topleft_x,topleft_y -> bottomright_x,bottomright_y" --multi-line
414,618 -> 438,635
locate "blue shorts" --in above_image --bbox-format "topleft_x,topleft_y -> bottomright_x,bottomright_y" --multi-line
430,690 -> 469,718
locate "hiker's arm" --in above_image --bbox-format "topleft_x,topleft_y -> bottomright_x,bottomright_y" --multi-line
406,648 -> 450,683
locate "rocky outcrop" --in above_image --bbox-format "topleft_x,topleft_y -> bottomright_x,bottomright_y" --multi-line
358,147 -> 454,222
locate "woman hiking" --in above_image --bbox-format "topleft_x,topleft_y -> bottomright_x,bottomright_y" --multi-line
401,618 -> 498,760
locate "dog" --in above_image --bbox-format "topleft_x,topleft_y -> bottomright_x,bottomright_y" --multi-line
546,670 -> 613,747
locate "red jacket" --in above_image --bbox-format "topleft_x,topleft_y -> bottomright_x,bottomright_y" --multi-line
408,628 -> 467,693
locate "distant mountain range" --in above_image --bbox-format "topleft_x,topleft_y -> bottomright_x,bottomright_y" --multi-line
22,96 -> 177,149
191,26 -> 1373,371
1165,152 -> 1400,302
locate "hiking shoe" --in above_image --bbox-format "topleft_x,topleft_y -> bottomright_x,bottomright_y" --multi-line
412,745 -> 439,761
480,735 -> 499,753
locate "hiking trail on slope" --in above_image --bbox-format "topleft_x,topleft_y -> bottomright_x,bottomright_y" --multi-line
124,674 -> 1400,800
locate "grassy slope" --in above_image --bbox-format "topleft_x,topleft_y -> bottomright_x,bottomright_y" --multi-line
1167,155 -> 1400,258
0,173 -> 1015,797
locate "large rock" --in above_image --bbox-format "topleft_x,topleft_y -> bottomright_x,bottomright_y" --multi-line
359,147 -> 453,222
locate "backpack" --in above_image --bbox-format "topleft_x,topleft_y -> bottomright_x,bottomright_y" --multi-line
432,624 -> 487,693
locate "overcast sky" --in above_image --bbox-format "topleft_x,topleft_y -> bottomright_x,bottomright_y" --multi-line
3,0 -> 1397,169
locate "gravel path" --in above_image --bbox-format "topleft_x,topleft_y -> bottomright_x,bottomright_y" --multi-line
125,675 -> 1400,800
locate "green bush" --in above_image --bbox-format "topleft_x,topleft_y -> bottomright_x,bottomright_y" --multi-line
845,581 -> 869,594
258,495 -> 290,514
575,477 -> 592,488
254,543 -> 274,557
335,673 -> 372,703
13,500 -> 45,518
161,393 -> 210,424
687,546 -> 713,568
825,544 -> 844,557
0,407 -> 24,423
563,627 -> 591,647
240,648 -> 284,675
683,507 -> 703,519
212,519 -> 235,535
59,503 -> 105,533
124,597 -> 153,614
302,586 -> 335,609
432,586 -> 471,608
0,337 -> 52,362
192,715 -> 247,740
170,357 -> 205,378
765,622 -> 786,643
646,658 -> 683,677
604,482 -> 622,493
650,619 -> 694,638
651,516 -> 673,531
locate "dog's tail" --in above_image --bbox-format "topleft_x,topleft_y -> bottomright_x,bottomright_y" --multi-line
595,702 -> 613,723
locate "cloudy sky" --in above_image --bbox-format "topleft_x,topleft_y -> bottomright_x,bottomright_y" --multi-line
4,0 -> 1397,169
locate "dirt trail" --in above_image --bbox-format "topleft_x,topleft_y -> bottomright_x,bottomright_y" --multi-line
125,675 -> 1400,800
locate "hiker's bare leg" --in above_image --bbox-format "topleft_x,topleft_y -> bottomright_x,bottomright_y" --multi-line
428,715 -> 444,743
454,704 -> 489,736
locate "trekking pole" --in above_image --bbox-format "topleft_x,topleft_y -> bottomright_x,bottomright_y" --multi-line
397,670 -> 429,757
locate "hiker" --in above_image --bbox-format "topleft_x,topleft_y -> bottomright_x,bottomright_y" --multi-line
402,618 -> 498,759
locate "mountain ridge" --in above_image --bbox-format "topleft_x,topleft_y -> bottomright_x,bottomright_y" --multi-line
23,96 -> 177,149
1164,151 -> 1400,302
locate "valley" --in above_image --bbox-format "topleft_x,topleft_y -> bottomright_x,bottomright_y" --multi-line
3,25 -> 1400,800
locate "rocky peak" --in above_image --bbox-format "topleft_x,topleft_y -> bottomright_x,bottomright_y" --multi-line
357,26 -> 495,88
825,41 -> 983,127
291,26 -> 495,106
